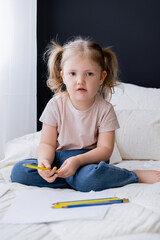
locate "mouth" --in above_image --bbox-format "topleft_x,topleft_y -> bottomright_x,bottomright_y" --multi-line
77,87 -> 87,92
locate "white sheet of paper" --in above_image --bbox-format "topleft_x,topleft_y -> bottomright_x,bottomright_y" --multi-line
0,184 -> 10,198
1,188 -> 115,224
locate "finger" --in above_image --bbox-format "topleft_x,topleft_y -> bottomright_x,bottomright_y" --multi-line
39,162 -> 51,169
39,167 -> 56,178
49,166 -> 58,175
38,168 -> 58,182
38,166 -> 52,177
57,169 -> 69,178
57,167 -> 65,176
44,173 -> 58,183
58,162 -> 67,173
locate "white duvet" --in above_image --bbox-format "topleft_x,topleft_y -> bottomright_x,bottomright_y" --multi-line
0,134 -> 160,240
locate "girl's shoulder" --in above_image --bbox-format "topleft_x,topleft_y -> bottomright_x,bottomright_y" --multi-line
48,92 -> 68,106
95,95 -> 113,110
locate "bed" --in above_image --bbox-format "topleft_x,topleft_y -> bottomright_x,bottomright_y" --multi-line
0,83 -> 160,240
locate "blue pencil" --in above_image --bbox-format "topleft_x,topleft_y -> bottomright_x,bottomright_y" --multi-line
62,200 -> 123,208
52,198 -> 129,208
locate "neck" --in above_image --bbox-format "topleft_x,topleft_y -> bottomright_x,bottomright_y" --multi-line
69,96 -> 96,111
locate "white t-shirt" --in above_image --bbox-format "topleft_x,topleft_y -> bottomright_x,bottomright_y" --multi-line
40,94 -> 119,151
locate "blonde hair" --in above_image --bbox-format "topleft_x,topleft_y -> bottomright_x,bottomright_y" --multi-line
44,37 -> 119,100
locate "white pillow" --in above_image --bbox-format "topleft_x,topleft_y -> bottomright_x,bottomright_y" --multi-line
110,142 -> 122,164
2,131 -> 122,166
111,83 -> 160,110
111,83 -> 160,160
3,132 -> 41,165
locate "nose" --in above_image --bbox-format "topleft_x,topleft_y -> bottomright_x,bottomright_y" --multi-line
77,74 -> 85,85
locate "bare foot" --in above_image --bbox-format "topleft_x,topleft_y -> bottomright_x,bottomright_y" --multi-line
133,170 -> 160,184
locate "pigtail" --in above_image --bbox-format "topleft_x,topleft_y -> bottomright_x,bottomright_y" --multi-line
44,41 -> 64,94
101,48 -> 119,100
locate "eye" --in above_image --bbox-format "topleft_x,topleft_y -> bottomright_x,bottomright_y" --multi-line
69,72 -> 76,76
86,72 -> 94,77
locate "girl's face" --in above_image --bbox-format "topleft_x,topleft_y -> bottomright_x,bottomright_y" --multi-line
61,55 -> 107,110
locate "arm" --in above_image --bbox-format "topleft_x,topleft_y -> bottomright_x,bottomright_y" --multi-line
37,123 -> 58,182
58,131 -> 115,178
77,130 -> 115,165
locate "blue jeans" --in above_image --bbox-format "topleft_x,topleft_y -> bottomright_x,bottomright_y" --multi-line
11,149 -> 139,192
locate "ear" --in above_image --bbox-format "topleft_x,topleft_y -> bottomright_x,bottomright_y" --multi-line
60,71 -> 66,84
99,70 -> 107,85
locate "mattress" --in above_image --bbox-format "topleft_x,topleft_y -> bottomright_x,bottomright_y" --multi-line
1,157 -> 160,240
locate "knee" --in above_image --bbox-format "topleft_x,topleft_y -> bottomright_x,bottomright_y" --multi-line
75,172 -> 101,192
11,159 -> 36,185
11,161 -> 22,182
72,175 -> 100,192
75,181 -> 98,192
67,162 -> 107,192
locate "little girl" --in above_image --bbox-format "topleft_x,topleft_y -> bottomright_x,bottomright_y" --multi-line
11,37 -> 160,191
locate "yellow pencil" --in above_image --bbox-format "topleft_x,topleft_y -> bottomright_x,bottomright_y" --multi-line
52,197 -> 123,207
52,198 -> 129,208
23,164 -> 58,173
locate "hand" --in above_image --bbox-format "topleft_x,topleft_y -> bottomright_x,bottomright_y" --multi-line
38,160 -> 58,183
57,156 -> 81,178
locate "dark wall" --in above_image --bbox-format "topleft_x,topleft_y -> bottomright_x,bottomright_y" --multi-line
37,0 -> 160,130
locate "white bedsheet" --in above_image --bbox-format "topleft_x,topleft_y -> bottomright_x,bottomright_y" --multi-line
1,159 -> 160,240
